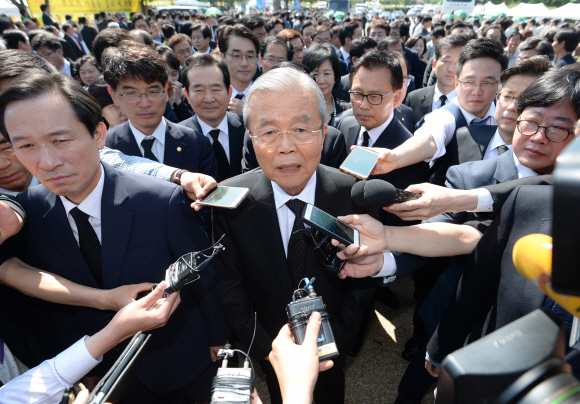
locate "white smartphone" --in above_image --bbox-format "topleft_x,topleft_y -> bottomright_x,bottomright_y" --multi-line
195,186 -> 249,209
339,146 -> 380,180
302,203 -> 360,247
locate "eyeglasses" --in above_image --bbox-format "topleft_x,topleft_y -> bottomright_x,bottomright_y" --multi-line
248,127 -> 324,148
264,57 -> 285,64
38,49 -> 57,59
176,47 -> 194,57
457,79 -> 499,90
349,90 -> 394,105
224,52 -> 257,63
516,119 -> 575,143
116,89 -> 166,102
403,78 -> 411,87
496,92 -> 518,105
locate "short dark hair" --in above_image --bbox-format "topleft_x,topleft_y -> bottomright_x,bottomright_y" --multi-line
102,45 -> 168,90
350,50 -> 403,91
313,25 -> 330,40
240,15 -> 265,31
31,32 -> 62,52
507,31 -> 522,41
2,29 -> 28,50
300,21 -> 314,35
218,24 -> 259,54
92,29 -> 132,67
554,28 -> 580,52
260,36 -> 294,61
367,19 -> 390,36
181,53 -> 230,92
500,55 -> 551,86
161,23 -> 175,40
62,23 -> 73,33
520,37 -> 554,60
131,29 -> 154,46
0,73 -> 102,141
302,43 -> 341,89
330,25 -> 341,39
131,12 -> 149,28
432,26 -> 446,39
40,4 -> 48,11
350,36 -> 377,59
168,33 -> 192,50
498,17 -> 513,31
87,78 -> 114,110
160,49 -> 180,71
189,22 -> 211,39
265,18 -> 284,34
422,16 -> 432,23
339,22 -> 359,46
435,33 -> 470,60
0,50 -> 56,82
456,37 -> 508,77
378,36 -> 403,51
389,19 -> 409,40
78,16 -> 87,25
517,64 -> 580,120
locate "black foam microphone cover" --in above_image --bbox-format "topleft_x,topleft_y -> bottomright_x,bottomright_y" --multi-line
351,180 -> 368,207
364,180 -> 397,207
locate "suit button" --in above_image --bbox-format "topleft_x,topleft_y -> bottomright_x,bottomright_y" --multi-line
177,147 -> 182,152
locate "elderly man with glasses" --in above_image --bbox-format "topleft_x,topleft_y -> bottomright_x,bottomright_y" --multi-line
212,67 -> 377,404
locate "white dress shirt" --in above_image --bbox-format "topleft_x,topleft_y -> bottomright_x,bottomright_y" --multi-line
416,97 -> 497,162
231,83 -> 252,101
356,113 -> 394,147
482,129 -> 511,160
194,46 -> 212,54
129,117 -> 167,164
197,115 -> 231,162
60,164 -> 105,245
0,337 -> 101,404
0,177 -> 40,196
272,172 -> 317,257
432,87 -> 457,111
60,59 -> 71,76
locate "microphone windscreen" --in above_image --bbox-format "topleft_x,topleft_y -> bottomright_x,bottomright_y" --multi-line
364,180 -> 397,207
351,180 -> 368,207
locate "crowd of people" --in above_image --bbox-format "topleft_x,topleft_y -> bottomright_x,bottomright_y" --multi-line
0,6 -> 579,404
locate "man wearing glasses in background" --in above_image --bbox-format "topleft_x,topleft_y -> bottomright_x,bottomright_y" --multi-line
213,67 -> 377,404
219,25 -> 259,115
260,36 -> 293,74
367,38 -> 508,186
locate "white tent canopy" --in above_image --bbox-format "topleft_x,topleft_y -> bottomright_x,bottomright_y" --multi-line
0,0 -> 20,17
475,1 -> 510,16
508,2 -> 550,17
174,0 -> 211,7
548,3 -> 580,20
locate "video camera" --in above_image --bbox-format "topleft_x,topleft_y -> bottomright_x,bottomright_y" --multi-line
436,136 -> 580,403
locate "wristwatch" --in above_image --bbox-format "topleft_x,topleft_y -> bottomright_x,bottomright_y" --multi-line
171,169 -> 188,185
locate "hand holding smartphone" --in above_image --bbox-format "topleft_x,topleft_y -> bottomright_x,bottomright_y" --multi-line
195,186 -> 249,209
302,203 -> 360,247
339,146 -> 380,180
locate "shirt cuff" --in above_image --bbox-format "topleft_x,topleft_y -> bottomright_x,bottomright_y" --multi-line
371,251 -> 398,285
470,188 -> 494,213
52,336 -> 101,387
157,165 -> 177,182
426,351 -> 441,369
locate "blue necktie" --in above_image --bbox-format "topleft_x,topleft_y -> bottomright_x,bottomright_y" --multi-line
470,116 -> 492,126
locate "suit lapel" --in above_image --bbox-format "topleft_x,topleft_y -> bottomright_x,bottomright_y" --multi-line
372,116 -> 403,148
422,86 -> 435,115
163,122 -> 186,168
493,150 -> 518,183
227,113 -> 245,176
115,122 -> 142,157
345,121 -> 361,150
100,164 -> 133,288
251,173 -> 294,298
42,191 -> 101,288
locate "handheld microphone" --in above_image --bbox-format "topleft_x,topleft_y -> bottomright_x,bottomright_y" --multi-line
351,180 -> 421,208
513,234 -> 580,318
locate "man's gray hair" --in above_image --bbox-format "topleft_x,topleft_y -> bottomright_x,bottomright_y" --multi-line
243,67 -> 326,128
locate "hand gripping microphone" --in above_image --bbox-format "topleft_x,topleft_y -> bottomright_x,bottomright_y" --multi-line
351,179 -> 421,208
513,234 -> 580,318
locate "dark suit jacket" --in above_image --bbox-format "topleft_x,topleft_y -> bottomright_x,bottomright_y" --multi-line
179,112 -> 246,180
42,13 -> 55,27
336,115 -> 427,226
335,105 -> 413,133
213,165 -> 377,360
483,174 -> 553,214
337,50 -> 351,74
404,47 -> 424,89
81,25 -> 99,52
105,120 -> 218,178
555,54 -> 577,67
241,126 -> 347,173
2,164 -> 230,395
427,185 -> 555,364
404,85 -> 436,130
64,35 -> 84,60
58,37 -> 77,62
332,74 -> 351,103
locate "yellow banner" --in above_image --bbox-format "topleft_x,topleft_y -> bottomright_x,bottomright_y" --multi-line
29,0 -> 141,16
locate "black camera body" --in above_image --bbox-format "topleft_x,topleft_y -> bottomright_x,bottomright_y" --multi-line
286,278 -> 339,361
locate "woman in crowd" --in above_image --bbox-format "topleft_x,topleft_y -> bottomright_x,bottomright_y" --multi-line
75,55 -> 101,89
160,49 -> 192,121
407,35 -> 428,62
87,79 -> 128,128
303,44 -> 351,127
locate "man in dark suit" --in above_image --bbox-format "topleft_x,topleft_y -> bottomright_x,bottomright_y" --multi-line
213,67 -> 376,404
333,36 -> 377,103
0,73 -> 230,404
179,53 -> 246,181
553,28 -> 580,67
40,4 -> 55,27
79,17 -> 98,53
31,33 -> 76,77
102,45 -> 217,178
337,22 -> 362,73
404,35 -> 468,130
62,23 -> 85,60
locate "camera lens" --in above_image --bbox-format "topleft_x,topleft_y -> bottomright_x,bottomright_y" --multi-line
517,372 -> 580,404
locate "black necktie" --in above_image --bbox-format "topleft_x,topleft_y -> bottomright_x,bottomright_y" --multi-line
497,144 -> 509,155
234,93 -> 244,100
209,129 -> 230,182
141,137 -> 158,162
70,207 -> 103,288
286,199 -> 307,288
361,131 -> 370,147
439,94 -> 447,108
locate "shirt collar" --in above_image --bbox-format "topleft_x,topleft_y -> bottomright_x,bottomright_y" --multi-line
487,129 -> 510,152
272,171 -> 317,210
360,112 -> 394,146
129,117 -> 166,146
197,114 -> 229,137
60,164 -> 105,220
434,86 -> 457,100
452,97 -> 496,124
513,151 -> 539,179
231,82 -> 252,98
340,47 -> 350,58
60,59 -> 71,76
